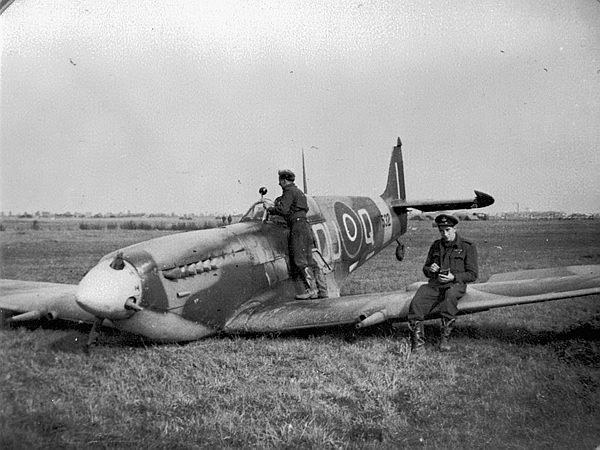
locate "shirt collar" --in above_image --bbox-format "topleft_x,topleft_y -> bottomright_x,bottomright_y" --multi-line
442,234 -> 461,248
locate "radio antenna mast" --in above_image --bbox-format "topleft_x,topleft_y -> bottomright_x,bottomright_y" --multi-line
302,147 -> 308,194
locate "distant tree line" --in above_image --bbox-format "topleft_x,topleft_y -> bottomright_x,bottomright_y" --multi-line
79,220 -> 216,231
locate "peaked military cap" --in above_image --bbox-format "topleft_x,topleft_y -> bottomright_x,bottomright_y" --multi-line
278,169 -> 295,181
435,213 -> 458,227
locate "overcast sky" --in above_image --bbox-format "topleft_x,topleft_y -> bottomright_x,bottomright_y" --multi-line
1,0 -> 599,215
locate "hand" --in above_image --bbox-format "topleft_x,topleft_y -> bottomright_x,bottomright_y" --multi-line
429,263 -> 440,273
438,271 -> 455,283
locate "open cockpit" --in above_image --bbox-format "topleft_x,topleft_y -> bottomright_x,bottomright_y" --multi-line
239,199 -> 273,223
239,187 -> 287,225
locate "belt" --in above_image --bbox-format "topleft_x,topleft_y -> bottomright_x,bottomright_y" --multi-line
289,217 -> 307,223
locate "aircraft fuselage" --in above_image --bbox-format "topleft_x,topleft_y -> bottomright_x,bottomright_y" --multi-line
76,194 -> 406,340
72,138 -> 494,341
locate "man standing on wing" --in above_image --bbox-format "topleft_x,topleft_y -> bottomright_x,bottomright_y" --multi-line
268,169 -> 327,300
408,214 -> 478,352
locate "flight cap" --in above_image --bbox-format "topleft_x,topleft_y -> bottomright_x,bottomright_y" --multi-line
278,169 -> 295,182
435,214 -> 459,227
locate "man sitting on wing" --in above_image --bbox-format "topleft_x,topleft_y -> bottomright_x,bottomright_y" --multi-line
408,213 -> 478,352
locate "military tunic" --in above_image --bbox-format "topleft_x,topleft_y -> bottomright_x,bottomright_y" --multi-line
408,234 -> 478,320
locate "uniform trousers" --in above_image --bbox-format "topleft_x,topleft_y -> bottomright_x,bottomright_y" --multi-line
288,218 -> 315,279
408,282 -> 466,321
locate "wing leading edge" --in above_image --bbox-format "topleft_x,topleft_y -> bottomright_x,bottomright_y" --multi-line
0,279 -> 96,323
224,265 -> 600,333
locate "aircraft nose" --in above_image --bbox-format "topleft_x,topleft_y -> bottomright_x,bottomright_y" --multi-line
76,254 -> 143,320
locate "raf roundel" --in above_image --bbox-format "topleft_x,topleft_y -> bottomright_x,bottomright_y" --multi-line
334,201 -> 363,259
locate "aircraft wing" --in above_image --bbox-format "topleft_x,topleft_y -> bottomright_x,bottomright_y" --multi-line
391,190 -> 494,213
224,265 -> 600,333
0,279 -> 97,324
224,290 -> 415,333
456,265 -> 600,314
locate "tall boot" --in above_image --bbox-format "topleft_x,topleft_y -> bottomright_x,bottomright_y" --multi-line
313,267 -> 328,298
294,279 -> 307,297
439,317 -> 456,352
295,267 -> 318,300
408,320 -> 425,353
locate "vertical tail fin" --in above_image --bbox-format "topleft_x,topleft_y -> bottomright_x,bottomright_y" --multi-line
381,137 -> 406,201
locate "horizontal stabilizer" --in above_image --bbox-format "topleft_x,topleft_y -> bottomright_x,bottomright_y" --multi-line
391,190 -> 494,213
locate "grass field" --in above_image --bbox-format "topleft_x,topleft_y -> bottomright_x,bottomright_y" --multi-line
1,220 -> 599,448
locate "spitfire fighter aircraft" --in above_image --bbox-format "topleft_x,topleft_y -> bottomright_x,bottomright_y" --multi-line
1,138 -> 599,346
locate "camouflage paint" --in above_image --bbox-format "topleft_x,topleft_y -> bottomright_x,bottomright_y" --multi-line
72,138 -> 463,341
